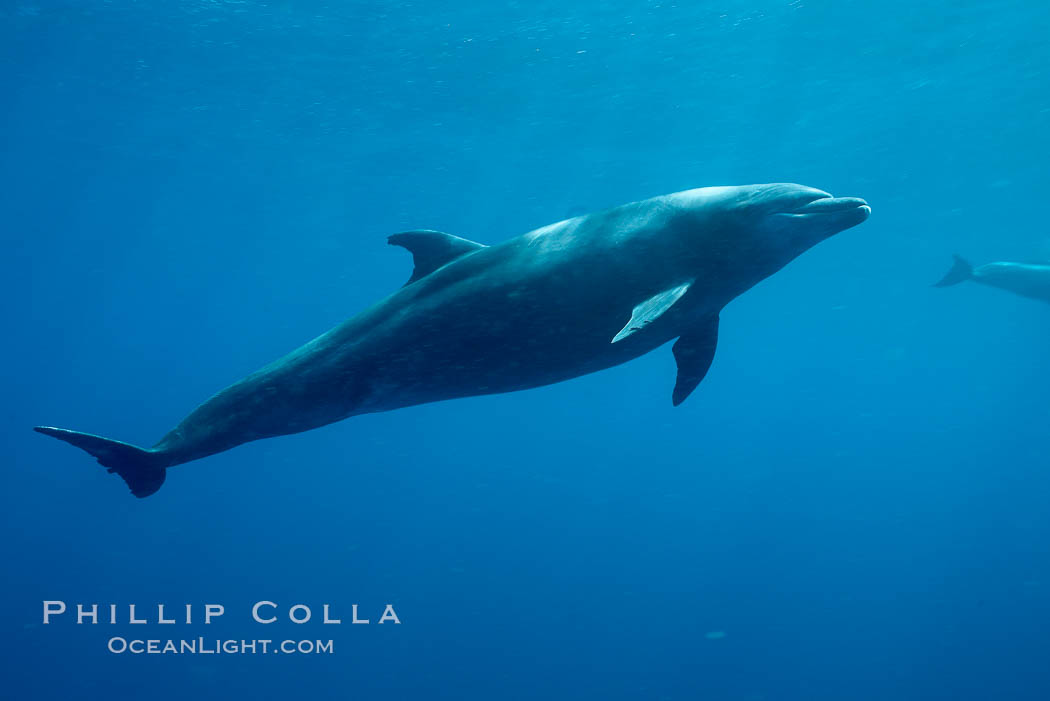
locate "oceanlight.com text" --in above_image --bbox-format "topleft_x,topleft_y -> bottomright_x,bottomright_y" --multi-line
107,637 -> 334,655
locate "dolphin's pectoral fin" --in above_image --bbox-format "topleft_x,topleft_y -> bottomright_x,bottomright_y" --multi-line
611,282 -> 693,343
388,230 -> 487,286
671,315 -> 719,406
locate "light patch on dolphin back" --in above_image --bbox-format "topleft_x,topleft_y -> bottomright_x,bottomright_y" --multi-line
611,281 -> 692,343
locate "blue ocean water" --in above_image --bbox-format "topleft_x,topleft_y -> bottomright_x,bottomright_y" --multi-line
3,1 -> 1049,698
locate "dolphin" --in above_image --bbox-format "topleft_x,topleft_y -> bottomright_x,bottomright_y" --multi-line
934,255 -> 1050,304
35,184 -> 870,498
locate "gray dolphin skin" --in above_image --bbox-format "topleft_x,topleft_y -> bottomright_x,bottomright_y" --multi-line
35,183 -> 870,498
935,255 -> 1050,304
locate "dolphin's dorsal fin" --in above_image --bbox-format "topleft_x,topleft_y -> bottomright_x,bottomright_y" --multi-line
611,281 -> 692,343
671,315 -> 719,406
388,230 -> 486,286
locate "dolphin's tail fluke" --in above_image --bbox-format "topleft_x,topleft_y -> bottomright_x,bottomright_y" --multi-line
33,426 -> 166,498
934,255 -> 974,287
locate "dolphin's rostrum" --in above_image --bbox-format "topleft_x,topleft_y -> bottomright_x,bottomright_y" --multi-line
36,184 -> 870,498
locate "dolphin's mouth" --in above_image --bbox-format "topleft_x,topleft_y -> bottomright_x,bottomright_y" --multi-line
777,195 -> 870,218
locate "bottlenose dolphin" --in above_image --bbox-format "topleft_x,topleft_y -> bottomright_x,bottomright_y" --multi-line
935,255 -> 1050,304
36,184 -> 870,497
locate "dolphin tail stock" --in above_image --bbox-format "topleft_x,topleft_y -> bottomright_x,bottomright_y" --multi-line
33,426 -> 166,498
934,255 -> 973,287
